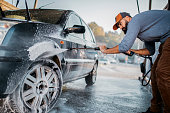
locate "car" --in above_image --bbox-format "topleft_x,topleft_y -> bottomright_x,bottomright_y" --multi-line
99,57 -> 110,65
107,57 -> 117,64
0,8 -> 98,112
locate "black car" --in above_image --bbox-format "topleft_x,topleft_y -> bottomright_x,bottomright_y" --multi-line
0,9 -> 98,113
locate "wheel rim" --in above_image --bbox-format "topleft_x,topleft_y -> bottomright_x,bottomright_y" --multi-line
21,65 -> 60,112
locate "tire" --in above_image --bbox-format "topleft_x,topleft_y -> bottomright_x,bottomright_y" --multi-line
85,62 -> 98,85
8,59 -> 63,113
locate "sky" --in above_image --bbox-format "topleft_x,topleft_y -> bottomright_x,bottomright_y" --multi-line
6,0 -> 168,32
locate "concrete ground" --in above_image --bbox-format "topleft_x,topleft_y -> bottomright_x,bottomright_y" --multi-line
50,63 -> 152,113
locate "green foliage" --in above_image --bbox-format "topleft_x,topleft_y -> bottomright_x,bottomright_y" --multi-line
88,22 -> 105,37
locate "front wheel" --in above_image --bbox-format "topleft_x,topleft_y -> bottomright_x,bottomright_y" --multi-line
8,59 -> 63,113
85,62 -> 98,85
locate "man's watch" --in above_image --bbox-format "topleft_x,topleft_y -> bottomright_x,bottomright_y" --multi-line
123,51 -> 135,56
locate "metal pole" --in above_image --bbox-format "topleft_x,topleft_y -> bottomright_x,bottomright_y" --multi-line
168,0 -> 170,10
33,0 -> 38,9
136,0 -> 140,13
149,0 -> 152,10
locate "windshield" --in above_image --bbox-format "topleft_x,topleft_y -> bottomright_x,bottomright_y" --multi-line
5,0 -> 59,9
1,0 -> 66,24
3,9 -> 65,24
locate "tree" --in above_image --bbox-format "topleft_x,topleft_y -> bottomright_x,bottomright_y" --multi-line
88,22 -> 105,37
88,22 -> 124,47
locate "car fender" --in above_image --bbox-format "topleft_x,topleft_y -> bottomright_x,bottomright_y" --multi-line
4,41 -> 65,93
27,41 -> 66,61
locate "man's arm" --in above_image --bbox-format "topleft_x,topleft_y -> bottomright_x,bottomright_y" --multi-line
99,45 -> 151,56
99,45 -> 120,54
99,45 -> 134,55
130,48 -> 151,56
131,41 -> 155,56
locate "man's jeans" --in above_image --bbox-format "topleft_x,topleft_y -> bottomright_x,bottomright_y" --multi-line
150,38 -> 170,113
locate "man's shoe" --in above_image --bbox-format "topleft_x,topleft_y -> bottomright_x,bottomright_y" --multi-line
142,108 -> 162,113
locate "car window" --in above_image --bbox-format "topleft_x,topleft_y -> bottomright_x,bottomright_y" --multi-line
65,14 -> 83,39
82,20 -> 95,43
89,26 -> 96,43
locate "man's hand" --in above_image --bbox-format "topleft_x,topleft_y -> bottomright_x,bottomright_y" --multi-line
98,45 -> 120,54
99,45 -> 107,53
125,50 -> 131,55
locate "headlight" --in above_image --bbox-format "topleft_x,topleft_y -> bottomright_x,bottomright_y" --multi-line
0,21 -> 18,44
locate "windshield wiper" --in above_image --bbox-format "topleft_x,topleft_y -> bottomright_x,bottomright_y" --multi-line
15,0 -> 31,21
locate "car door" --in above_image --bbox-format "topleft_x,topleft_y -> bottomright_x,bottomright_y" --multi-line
81,20 -> 98,74
63,13 -> 85,80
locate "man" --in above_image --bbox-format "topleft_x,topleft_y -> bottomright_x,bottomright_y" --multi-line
99,10 -> 170,113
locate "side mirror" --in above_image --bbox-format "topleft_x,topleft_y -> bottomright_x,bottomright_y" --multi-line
64,25 -> 85,34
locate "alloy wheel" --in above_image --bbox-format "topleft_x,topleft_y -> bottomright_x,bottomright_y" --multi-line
21,65 -> 60,112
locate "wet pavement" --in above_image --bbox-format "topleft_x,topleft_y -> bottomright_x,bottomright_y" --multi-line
49,63 -> 152,113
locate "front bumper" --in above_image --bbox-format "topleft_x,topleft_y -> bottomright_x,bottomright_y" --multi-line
0,46 -> 29,96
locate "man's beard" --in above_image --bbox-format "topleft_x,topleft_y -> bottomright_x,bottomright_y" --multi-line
122,20 -> 129,34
